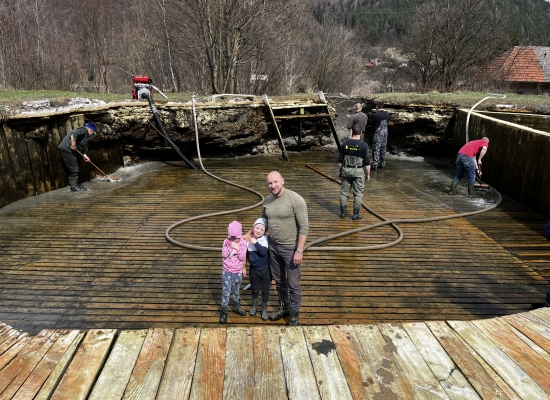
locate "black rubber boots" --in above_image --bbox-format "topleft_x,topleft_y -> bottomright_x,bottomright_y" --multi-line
269,301 -> 290,321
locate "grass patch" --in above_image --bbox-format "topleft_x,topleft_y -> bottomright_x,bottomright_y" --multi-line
1,89 -> 549,114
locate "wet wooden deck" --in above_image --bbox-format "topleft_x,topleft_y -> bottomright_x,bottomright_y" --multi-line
0,308 -> 548,399
1,151 -> 550,398
0,151 -> 548,333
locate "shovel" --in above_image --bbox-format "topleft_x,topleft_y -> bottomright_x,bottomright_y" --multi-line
76,150 -> 120,182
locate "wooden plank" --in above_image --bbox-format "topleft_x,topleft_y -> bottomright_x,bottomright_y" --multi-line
47,121 -> 66,189
378,323 -> 449,399
0,330 -> 28,356
189,328 -> 226,400
529,307 -> 550,326
252,326 -> 287,400
27,136 -> 52,195
353,324 -> 416,399
122,328 -> 173,400
403,322 -> 480,399
156,328 -> 201,400
88,329 -> 147,400
504,314 -> 550,352
328,325 -> 384,399
426,321 -> 512,400
303,326 -> 353,400
502,321 -> 550,364
50,329 -> 116,400
33,331 -> 86,400
2,125 -> 35,198
12,330 -> 81,400
279,327 -> 321,400
0,330 -> 55,395
448,320 -> 549,399
0,330 -> 60,398
0,336 -> 32,371
474,318 -> 550,394
223,327 -> 254,399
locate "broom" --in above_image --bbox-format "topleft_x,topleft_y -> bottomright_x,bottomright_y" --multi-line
76,150 -> 120,182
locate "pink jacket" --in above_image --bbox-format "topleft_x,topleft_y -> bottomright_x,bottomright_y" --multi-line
222,238 -> 247,273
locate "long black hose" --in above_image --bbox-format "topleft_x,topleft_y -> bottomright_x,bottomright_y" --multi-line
141,91 -> 198,170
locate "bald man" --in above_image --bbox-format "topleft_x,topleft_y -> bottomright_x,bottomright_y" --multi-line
346,103 -> 368,137
258,171 -> 309,326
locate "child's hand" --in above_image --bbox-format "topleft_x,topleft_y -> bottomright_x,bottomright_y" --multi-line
250,237 -> 257,244
242,266 -> 247,277
230,241 -> 239,250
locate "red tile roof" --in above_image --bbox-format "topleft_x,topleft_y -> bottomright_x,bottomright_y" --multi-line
481,47 -> 546,83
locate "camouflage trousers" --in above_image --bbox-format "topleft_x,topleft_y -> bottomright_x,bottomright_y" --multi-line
372,125 -> 388,168
221,270 -> 242,307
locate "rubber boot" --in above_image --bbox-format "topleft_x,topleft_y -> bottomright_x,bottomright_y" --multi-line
269,301 -> 290,321
339,204 -> 346,218
468,183 -> 476,198
220,306 -> 228,324
261,302 -> 269,320
232,301 -> 246,316
76,184 -> 88,191
449,180 -> 459,195
288,311 -> 300,326
249,298 -> 259,316
352,206 -> 362,220
69,178 -> 81,192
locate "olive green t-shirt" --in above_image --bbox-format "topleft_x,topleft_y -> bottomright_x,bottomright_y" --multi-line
260,189 -> 308,246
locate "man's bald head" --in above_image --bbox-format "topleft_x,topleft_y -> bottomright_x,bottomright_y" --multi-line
266,170 -> 285,197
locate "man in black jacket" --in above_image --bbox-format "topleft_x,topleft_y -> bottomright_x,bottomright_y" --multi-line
338,127 -> 371,220
58,122 -> 97,191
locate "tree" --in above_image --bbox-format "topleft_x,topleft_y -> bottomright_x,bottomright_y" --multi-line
166,0 -> 311,95
401,0 -> 510,92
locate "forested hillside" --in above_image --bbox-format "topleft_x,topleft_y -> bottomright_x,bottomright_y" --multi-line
310,0 -> 550,46
0,0 -> 548,96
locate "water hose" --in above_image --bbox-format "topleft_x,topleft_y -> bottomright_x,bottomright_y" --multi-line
465,93 -> 506,142
165,96 -> 264,251
166,96 -> 502,252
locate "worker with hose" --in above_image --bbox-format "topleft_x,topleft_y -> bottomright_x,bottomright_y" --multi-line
449,137 -> 489,197
338,126 -> 371,220
251,171 -> 308,326
58,122 -> 97,191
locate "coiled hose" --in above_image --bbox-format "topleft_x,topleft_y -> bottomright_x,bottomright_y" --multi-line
166,96 -> 502,252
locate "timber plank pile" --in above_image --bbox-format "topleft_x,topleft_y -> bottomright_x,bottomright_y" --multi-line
0,308 -> 548,398
0,152 -> 548,332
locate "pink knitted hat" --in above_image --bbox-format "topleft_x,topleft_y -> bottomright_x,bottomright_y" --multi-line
227,221 -> 242,239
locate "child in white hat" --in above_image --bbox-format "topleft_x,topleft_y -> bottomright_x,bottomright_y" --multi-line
220,220 -> 247,324
247,218 -> 271,320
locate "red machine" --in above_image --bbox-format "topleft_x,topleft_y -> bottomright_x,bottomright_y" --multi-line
132,75 -> 152,99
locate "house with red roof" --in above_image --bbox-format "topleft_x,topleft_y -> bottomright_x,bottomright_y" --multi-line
477,46 -> 550,95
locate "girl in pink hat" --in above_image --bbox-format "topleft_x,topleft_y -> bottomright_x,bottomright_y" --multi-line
220,220 -> 247,323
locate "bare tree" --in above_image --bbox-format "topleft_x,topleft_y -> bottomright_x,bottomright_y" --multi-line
402,0 -> 510,92
304,20 -> 362,94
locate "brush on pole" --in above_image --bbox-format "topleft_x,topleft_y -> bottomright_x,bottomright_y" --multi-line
76,150 -> 120,182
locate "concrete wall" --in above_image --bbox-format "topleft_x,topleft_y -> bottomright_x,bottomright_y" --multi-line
454,110 -> 550,217
0,114 -> 123,208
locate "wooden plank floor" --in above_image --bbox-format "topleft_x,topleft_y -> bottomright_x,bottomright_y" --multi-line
0,308 -> 548,399
0,151 -> 548,334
